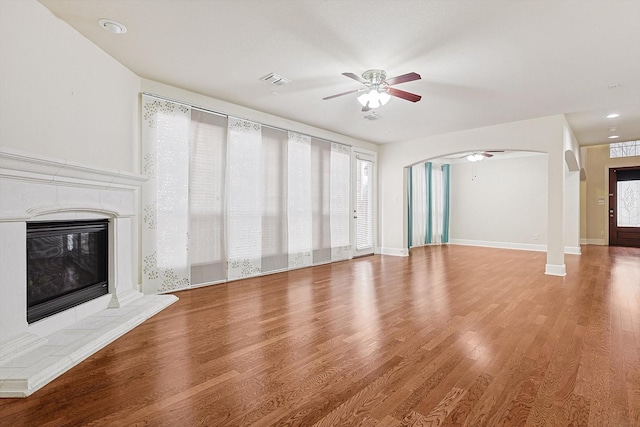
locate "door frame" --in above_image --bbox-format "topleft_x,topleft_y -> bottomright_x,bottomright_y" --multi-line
609,166 -> 640,247
351,149 -> 377,257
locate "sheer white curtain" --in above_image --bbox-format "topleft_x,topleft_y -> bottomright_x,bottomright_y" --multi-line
142,98 -> 356,290
288,132 -> 313,269
227,118 -> 263,280
410,164 -> 427,247
311,138 -> 332,264
409,162 -> 449,247
189,110 -> 227,285
330,143 -> 351,261
261,127 -> 288,273
141,95 -> 191,293
431,164 -> 444,244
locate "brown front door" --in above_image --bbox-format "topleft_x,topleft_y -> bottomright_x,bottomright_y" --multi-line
609,166 -> 640,247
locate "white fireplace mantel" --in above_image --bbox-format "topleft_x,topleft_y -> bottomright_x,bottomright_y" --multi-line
0,147 -> 147,221
0,147 -> 177,397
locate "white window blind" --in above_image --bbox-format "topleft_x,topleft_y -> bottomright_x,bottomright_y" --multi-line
330,143 -> 351,261
356,158 -> 374,251
261,127 -> 288,273
311,138 -> 332,264
189,110 -> 227,285
287,132 -> 313,269
141,95 -> 191,293
227,118 -> 263,280
142,96 -> 357,290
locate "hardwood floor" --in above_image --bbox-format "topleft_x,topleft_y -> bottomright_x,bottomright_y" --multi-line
1,244 -> 639,426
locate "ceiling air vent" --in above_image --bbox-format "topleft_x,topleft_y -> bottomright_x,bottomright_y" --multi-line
260,73 -> 291,86
363,112 -> 382,121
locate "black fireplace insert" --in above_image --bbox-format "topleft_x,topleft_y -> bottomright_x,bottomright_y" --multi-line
27,219 -> 109,324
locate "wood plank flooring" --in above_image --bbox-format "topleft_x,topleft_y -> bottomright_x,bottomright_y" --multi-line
1,244 -> 639,426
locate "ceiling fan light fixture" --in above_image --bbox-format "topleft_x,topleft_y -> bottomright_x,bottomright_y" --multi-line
466,153 -> 485,162
323,69 -> 421,108
357,88 -> 390,109
378,90 -> 391,105
368,98 -> 381,109
357,92 -> 369,107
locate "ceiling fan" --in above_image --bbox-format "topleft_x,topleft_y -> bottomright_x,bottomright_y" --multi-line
461,151 -> 504,162
323,69 -> 422,111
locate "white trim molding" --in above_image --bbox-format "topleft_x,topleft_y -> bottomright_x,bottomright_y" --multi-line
450,239 -> 581,255
545,264 -> 567,276
0,147 -> 146,188
585,238 -> 606,246
450,239 -> 547,252
564,246 -> 582,255
378,247 -> 409,256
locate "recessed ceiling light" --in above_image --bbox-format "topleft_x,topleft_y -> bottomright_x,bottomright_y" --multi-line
606,113 -> 620,119
609,135 -> 619,139
98,19 -> 127,34
608,83 -> 620,89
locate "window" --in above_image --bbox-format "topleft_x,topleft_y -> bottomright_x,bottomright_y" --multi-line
610,141 -> 640,158
142,95 -> 354,292
617,180 -> 640,227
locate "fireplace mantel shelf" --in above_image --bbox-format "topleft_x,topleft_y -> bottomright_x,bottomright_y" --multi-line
0,147 -> 146,222
0,147 -> 147,188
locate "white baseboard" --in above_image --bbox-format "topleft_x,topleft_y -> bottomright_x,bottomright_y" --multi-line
378,247 -> 409,257
449,239 -> 581,255
585,238 -> 606,246
449,239 -> 546,252
545,263 -> 567,276
580,238 -> 588,245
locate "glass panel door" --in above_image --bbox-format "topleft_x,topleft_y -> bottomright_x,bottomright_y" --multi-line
353,154 -> 375,256
609,167 -> 640,247
617,180 -> 640,226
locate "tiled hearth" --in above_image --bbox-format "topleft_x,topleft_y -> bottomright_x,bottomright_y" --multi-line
0,148 -> 177,397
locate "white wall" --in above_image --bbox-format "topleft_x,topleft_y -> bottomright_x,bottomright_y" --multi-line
449,153 -> 548,249
378,114 -> 569,274
141,80 -> 378,153
564,165 -> 581,253
0,0 -> 141,173
1,1 -> 379,292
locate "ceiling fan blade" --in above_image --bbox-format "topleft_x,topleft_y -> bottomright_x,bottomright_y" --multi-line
322,89 -> 360,100
342,72 -> 367,84
385,72 -> 421,86
387,87 -> 422,102
482,152 -> 494,158
362,103 -> 370,112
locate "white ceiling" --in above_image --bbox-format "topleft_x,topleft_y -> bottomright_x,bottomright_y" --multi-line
38,0 -> 640,146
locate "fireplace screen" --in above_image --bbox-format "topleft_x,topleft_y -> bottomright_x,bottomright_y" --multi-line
27,219 -> 109,324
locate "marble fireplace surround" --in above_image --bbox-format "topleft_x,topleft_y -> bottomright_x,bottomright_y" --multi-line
0,148 -> 177,397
